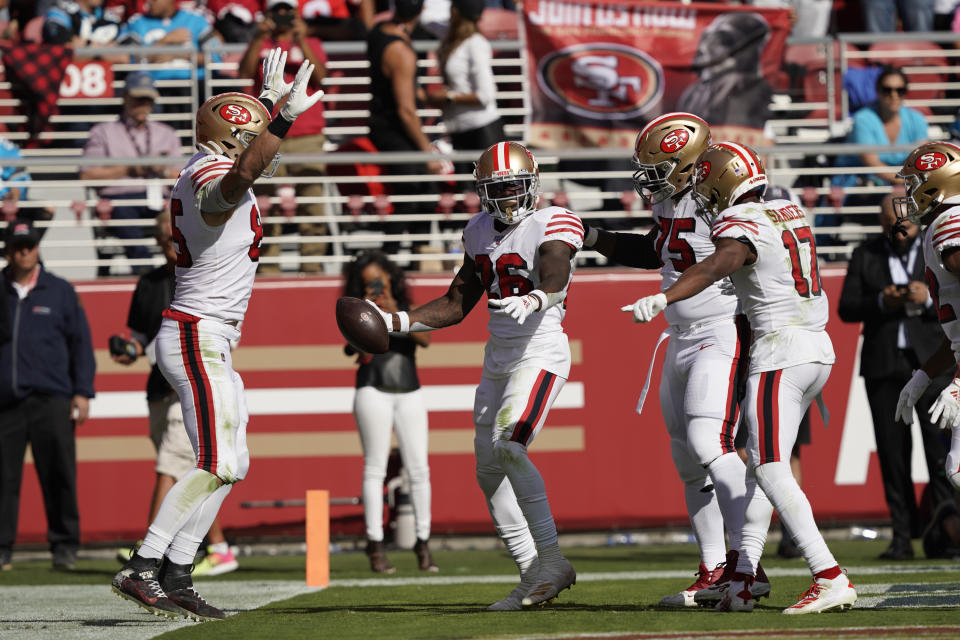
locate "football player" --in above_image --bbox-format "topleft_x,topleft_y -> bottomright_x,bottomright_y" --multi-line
111,49 -> 324,621
624,142 -> 857,615
585,113 -> 768,607
368,141 -> 580,610
894,142 -> 960,499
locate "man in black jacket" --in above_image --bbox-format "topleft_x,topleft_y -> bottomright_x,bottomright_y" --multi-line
838,194 -> 954,560
0,219 -> 96,571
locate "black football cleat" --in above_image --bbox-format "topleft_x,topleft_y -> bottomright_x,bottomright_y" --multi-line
160,559 -> 226,621
112,556 -> 189,619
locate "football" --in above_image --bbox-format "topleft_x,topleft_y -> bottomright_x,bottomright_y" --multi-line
336,296 -> 389,354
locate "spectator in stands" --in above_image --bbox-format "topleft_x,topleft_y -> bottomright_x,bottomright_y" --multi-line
833,66 -> 928,199
80,71 -> 181,276
745,0 -> 831,38
0,136 -> 30,206
935,0 -> 960,30
342,250 -> 436,574
419,0 -> 451,39
238,0 -> 329,273
838,191 -> 954,560
425,0 -> 503,179
205,0 -> 260,43
42,0 -> 127,47
862,0 -> 935,32
109,212 -> 238,577
0,219 -> 96,572
367,0 -> 444,249
303,0 -> 374,40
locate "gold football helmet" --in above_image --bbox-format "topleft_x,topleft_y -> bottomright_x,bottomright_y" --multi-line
632,112 -> 711,204
895,141 -> 960,225
195,92 -> 279,176
474,141 -> 540,225
691,142 -> 767,222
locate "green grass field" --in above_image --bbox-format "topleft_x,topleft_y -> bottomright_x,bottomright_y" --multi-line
1,539 -> 958,640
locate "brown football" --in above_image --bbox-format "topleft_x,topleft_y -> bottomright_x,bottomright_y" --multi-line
336,296 -> 389,354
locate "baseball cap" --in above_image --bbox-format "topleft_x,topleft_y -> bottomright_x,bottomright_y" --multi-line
124,71 -> 159,100
266,0 -> 298,9
4,218 -> 40,249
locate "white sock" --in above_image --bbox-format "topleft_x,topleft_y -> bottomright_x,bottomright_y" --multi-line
685,477 -> 726,568
495,441 -> 561,564
737,470 -> 773,575
140,469 -> 221,560
707,452 -> 748,551
481,474 -> 537,569
167,483 -> 233,566
756,461 -> 837,574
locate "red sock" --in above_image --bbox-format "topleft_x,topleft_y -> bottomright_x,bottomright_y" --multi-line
814,566 -> 842,580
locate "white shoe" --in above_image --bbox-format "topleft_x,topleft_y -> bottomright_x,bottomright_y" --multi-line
659,562 -> 724,608
694,550 -> 770,605
487,559 -> 539,611
782,572 -> 857,615
521,557 -> 576,606
715,575 -> 755,613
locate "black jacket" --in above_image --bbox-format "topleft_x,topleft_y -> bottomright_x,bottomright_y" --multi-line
0,267 -> 96,407
838,234 -> 947,379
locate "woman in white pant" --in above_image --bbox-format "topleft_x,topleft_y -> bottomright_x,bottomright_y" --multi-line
344,251 -> 436,573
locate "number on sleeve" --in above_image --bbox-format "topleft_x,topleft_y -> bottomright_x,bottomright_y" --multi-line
170,198 -> 193,268
248,199 -> 264,261
926,266 -> 957,322
781,226 -> 821,297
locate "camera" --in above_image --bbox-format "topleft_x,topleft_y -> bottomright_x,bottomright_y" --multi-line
272,12 -> 294,27
366,278 -> 385,298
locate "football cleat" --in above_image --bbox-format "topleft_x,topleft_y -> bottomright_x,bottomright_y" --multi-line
782,572 -> 857,615
659,561 -> 724,608
521,557 -> 576,607
159,558 -> 226,621
111,557 -> 188,619
694,550 -> 770,604
715,573 -> 755,612
193,546 -> 239,577
488,558 -> 539,611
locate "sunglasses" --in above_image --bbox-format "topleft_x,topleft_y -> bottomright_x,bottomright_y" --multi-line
880,86 -> 907,96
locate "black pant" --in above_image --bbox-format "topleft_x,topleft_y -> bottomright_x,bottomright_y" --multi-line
865,355 -> 954,543
0,394 -> 79,553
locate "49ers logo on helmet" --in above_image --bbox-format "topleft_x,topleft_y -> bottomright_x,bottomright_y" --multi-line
694,161 -> 711,184
660,129 -> 689,153
219,103 -> 252,125
916,151 -> 948,171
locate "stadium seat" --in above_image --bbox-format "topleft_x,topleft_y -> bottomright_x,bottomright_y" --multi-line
785,42 -> 862,113
478,9 -> 519,41
866,41 -> 947,102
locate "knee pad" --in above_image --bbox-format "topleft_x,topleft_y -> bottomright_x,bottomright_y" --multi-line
686,416 -> 725,468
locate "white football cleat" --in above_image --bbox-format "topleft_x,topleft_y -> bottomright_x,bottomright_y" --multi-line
782,572 -> 857,615
715,574 -> 755,612
694,551 -> 770,605
659,562 -> 724,608
487,558 -> 539,611
521,557 -> 576,606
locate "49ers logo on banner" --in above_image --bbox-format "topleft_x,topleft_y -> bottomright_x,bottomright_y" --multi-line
916,151 -> 948,171
537,43 -> 663,120
660,129 -> 689,153
219,103 -> 252,125
694,161 -> 711,184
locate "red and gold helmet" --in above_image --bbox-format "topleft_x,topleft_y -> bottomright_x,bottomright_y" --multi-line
474,141 -> 540,225
632,112 -> 711,205
195,92 -> 279,176
691,142 -> 767,222
895,141 -> 960,225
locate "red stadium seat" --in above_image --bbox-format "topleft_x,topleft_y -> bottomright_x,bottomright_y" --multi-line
478,9 -> 519,41
785,42 -> 862,112
867,41 -> 947,102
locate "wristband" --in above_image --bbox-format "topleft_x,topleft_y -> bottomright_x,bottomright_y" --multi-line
583,225 -> 598,248
396,311 -> 410,333
267,114 -> 294,138
529,290 -> 547,311
258,96 -> 275,113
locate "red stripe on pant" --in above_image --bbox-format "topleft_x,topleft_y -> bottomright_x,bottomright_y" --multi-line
758,369 -> 782,464
720,314 -> 751,453
511,370 -> 557,445
177,320 -> 217,472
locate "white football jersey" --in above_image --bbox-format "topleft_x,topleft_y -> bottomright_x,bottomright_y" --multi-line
923,206 -> 960,361
462,206 -> 583,340
654,192 -> 738,327
167,152 -> 263,323
711,198 -> 834,373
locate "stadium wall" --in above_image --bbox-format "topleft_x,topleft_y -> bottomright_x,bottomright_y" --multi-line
13,268 -> 920,543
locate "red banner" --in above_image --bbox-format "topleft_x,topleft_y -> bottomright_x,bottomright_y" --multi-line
522,0 -> 792,150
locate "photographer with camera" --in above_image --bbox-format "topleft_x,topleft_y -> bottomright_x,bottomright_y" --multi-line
108,212 -> 238,577
238,0 -> 330,273
838,190 -> 955,560
342,251 -> 437,573
81,71 -> 181,276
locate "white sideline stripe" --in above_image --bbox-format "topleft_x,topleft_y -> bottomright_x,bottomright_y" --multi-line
0,581 -> 320,640
89,383 -> 585,419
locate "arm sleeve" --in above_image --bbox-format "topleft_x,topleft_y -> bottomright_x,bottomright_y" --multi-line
41,10 -> 73,45
611,226 -> 661,269
67,288 -> 96,399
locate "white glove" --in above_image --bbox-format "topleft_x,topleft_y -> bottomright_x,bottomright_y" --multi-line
929,377 -> 960,430
489,294 -> 540,325
279,61 -> 324,121
363,298 -> 394,332
620,293 -> 667,323
258,47 -> 292,106
895,369 -> 931,425
717,277 -> 736,296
